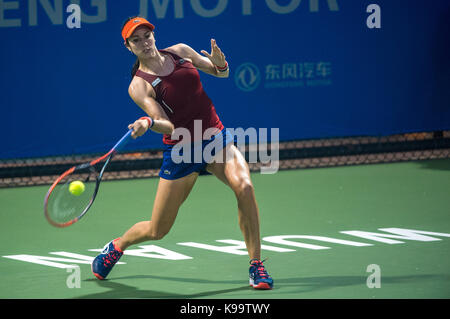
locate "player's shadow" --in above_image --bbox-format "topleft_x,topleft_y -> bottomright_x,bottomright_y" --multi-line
273,274 -> 448,294
77,273 -> 447,298
77,277 -> 249,299
418,158 -> 450,171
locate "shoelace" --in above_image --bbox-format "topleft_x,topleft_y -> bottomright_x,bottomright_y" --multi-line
103,250 -> 122,267
250,258 -> 270,279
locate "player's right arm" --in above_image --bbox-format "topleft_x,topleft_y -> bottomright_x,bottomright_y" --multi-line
127,76 -> 174,138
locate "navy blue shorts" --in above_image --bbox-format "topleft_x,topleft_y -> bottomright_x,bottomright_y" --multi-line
159,128 -> 235,180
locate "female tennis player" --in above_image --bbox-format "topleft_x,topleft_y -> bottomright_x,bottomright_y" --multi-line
92,16 -> 273,290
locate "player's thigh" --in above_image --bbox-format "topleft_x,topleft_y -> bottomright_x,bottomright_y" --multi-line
150,171 -> 199,230
206,144 -> 252,191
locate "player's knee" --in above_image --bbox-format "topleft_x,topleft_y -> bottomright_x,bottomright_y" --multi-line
234,178 -> 254,201
153,231 -> 168,240
147,229 -> 168,240
146,225 -> 170,241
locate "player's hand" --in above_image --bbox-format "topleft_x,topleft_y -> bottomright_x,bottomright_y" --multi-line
201,39 -> 227,69
128,119 -> 148,139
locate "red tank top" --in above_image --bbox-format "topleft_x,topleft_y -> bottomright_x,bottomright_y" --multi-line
135,50 -> 224,145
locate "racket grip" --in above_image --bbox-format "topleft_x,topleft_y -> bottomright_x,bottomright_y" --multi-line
112,129 -> 133,152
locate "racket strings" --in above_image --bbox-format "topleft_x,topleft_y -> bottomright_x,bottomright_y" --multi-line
46,167 -> 98,224
44,130 -> 132,227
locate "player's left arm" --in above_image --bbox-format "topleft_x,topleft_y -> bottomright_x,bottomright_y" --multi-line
166,41 -> 229,78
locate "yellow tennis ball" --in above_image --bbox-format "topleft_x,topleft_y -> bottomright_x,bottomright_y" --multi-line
69,181 -> 85,196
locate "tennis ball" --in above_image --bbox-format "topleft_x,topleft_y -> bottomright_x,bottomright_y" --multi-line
69,181 -> 85,196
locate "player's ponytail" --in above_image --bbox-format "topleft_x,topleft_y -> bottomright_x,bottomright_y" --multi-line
131,58 -> 140,77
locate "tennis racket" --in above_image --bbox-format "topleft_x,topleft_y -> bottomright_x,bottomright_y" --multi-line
44,130 -> 133,227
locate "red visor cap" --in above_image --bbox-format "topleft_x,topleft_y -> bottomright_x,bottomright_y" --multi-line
122,17 -> 155,43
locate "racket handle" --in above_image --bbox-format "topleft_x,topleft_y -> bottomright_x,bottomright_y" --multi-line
112,129 -> 133,152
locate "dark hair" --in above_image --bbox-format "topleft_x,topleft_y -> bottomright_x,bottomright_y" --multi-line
121,16 -> 140,77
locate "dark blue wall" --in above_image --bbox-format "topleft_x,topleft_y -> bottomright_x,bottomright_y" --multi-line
1,0 -> 449,159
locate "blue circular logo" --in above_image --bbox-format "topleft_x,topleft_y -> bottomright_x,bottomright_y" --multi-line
234,63 -> 261,92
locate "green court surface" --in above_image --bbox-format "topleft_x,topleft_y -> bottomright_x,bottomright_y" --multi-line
1,159 -> 449,299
